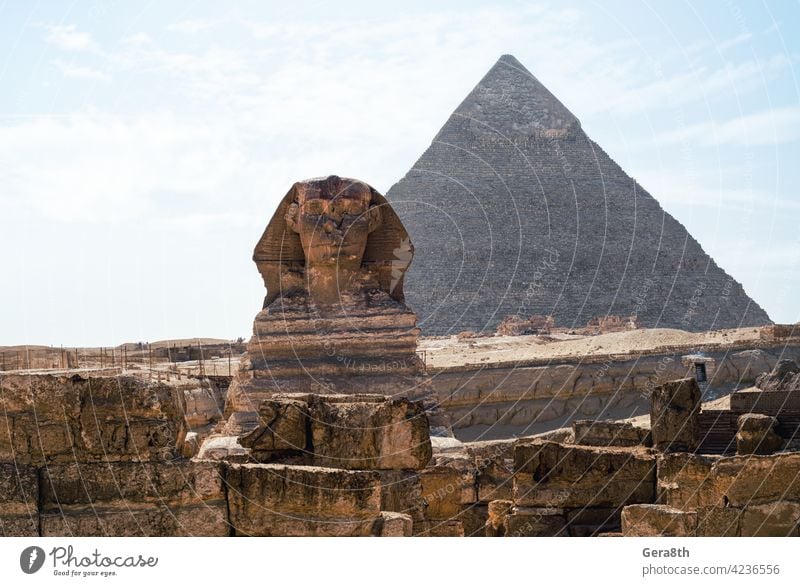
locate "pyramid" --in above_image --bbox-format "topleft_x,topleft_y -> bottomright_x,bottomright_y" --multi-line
386,54 -> 771,335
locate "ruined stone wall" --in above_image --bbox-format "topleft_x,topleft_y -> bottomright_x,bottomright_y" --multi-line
623,452 -> 800,536
0,375 -> 434,537
433,344 -> 800,433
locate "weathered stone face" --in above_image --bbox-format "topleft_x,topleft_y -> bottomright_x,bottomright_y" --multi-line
0,374 -> 183,465
656,452 -> 723,510
650,377 -> 700,452
0,463 -> 38,536
621,504 -> 696,536
225,463 -> 383,536
513,440 -> 656,508
40,461 -> 228,537
572,419 -> 651,448
736,413 -> 784,455
310,395 -> 432,470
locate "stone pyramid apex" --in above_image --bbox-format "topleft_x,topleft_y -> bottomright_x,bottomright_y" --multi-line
441,54 -> 580,142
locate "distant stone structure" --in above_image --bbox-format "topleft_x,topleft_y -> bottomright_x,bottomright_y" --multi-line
387,54 -> 771,334
225,176 -> 432,428
496,314 -> 553,336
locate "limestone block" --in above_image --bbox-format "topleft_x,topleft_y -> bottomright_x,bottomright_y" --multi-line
196,435 -> 251,461
310,396 -> 432,470
736,413 -> 783,456
39,460 -> 228,537
460,503 -> 489,537
513,440 -> 655,508
713,453 -> 800,506
376,511 -> 413,536
0,375 -> 183,464
572,419 -> 651,447
0,463 -> 38,536
504,507 -> 567,537
225,463 -> 382,536
657,452 -> 722,510
565,507 -> 621,537
485,499 -> 514,537
740,501 -> 800,537
182,384 -> 223,427
650,378 -> 700,452
432,453 -> 477,503
419,466 -> 463,519
696,506 -> 741,537
413,520 -> 464,537
238,397 -> 308,461
621,504 -> 696,536
379,470 -> 426,524
181,431 -> 199,459
41,505 -> 228,537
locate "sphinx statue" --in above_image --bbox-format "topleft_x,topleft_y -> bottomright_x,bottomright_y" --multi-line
224,176 -> 428,422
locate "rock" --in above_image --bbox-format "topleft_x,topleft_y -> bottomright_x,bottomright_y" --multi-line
310,395 -> 432,470
0,374 -> 183,465
565,507 -> 621,537
713,452 -> 800,506
755,359 -> 800,392
375,511 -> 413,536
182,383 -> 224,427
238,397 -> 308,461
432,453 -> 477,504
621,504 -> 696,536
736,413 -> 783,455
485,499 -> 514,537
696,506 -> 740,537
379,470 -> 426,524
460,504 -> 489,537
513,440 -> 656,508
414,520 -> 465,537
225,463 -> 383,536
572,419 -> 651,447
196,435 -> 251,461
181,431 -> 200,458
740,501 -> 800,537
0,463 -> 38,536
40,461 -> 228,537
419,466 -> 463,519
657,452 -> 723,510
505,507 -> 567,537
41,505 -> 229,537
650,378 -> 700,452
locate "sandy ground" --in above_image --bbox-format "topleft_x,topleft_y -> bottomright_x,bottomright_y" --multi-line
419,327 -> 764,369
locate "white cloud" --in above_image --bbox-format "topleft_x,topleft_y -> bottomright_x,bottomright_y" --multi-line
654,106 -> 800,146
43,24 -> 96,51
166,19 -> 221,34
53,60 -> 109,80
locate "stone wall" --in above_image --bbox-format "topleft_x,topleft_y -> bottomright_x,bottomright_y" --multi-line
622,452 -> 800,536
433,344 -> 800,435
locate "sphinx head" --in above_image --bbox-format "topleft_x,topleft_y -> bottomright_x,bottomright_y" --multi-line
285,176 -> 382,272
253,175 -> 413,309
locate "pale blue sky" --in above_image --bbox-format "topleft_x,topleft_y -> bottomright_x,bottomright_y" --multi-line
0,1 -> 798,346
